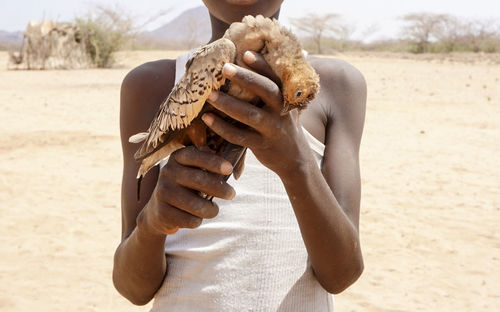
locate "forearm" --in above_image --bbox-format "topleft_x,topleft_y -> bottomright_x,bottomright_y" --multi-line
112,212 -> 168,305
280,153 -> 363,294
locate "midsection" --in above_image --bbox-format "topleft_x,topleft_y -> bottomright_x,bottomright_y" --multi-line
156,150 -> 329,310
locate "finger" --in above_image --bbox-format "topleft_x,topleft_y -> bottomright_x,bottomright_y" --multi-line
222,63 -> 283,114
173,146 -> 233,175
157,203 -> 203,230
202,112 -> 260,148
206,90 -> 275,134
243,51 -> 282,88
151,190 -> 204,231
157,184 -> 219,219
172,165 -> 236,200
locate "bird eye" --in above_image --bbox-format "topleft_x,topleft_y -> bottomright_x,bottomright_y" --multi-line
296,90 -> 302,98
307,94 -> 314,100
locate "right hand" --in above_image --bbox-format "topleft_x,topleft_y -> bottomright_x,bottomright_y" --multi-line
137,145 -> 235,236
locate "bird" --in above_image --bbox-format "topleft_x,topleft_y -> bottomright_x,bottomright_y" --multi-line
129,15 -> 320,195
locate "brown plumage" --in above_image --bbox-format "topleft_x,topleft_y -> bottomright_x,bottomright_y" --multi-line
130,15 -> 320,188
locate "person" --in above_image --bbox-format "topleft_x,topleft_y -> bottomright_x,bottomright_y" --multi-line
113,0 -> 366,310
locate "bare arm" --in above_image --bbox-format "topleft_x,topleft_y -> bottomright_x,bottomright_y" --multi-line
203,56 -> 366,293
112,61 -> 235,305
113,62 -> 168,305
281,59 -> 366,293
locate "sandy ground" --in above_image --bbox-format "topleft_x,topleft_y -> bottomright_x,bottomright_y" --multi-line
0,50 -> 498,311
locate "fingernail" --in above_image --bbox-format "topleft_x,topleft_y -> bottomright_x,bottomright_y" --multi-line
208,90 -> 218,101
221,162 -> 233,175
243,51 -> 256,64
223,63 -> 236,77
201,113 -> 214,126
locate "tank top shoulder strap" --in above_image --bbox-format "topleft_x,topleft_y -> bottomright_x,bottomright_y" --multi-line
175,50 -> 196,83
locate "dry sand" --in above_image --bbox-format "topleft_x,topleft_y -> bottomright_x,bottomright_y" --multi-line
0,50 -> 498,311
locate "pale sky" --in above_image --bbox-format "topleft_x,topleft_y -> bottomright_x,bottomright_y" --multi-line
1,0 -> 499,41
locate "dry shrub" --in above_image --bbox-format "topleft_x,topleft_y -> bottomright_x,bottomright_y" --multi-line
401,13 -> 500,54
75,5 -> 136,68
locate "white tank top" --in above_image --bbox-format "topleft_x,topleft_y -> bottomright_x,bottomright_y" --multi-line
152,52 -> 333,311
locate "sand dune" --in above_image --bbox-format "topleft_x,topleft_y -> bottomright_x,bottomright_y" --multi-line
0,50 -> 498,311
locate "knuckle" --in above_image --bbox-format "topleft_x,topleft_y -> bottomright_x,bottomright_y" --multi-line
187,216 -> 203,229
172,147 -> 187,163
156,176 -> 167,190
184,145 -> 198,157
267,81 -> 280,96
191,171 -> 204,185
156,205 -> 180,228
154,181 -> 170,201
234,132 -> 248,145
260,139 -> 273,151
149,205 -> 161,221
165,156 -> 179,172
162,165 -> 178,183
171,147 -> 182,159
247,109 -> 262,125
154,203 -> 171,225
268,119 -> 282,135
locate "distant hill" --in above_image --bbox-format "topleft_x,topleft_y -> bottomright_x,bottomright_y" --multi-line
138,6 -> 211,49
1,6 -> 211,51
0,30 -> 23,50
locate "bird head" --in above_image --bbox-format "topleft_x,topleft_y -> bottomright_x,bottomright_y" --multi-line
281,65 -> 320,115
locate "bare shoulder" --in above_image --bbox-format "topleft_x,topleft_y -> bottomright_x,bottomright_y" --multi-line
120,58 -> 176,112
119,59 -> 177,237
307,56 -> 366,132
308,57 -> 366,88
299,56 -> 366,149
122,58 -> 176,94
120,59 -> 176,144
308,56 -> 366,108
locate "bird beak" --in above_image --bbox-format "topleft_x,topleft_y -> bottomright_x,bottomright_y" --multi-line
280,103 -> 295,116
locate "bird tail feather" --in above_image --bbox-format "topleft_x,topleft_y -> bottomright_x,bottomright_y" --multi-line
128,132 -> 149,143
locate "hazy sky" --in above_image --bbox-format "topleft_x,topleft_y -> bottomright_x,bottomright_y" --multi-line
1,0 -> 499,40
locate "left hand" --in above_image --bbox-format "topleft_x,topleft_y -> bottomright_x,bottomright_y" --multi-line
202,51 -> 311,178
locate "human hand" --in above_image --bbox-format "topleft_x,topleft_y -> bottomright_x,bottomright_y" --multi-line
202,51 -> 312,178
138,146 -> 235,236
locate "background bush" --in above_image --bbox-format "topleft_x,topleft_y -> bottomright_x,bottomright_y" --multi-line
75,5 -> 136,68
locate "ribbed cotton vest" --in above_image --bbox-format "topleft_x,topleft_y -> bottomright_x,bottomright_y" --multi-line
151,51 -> 333,311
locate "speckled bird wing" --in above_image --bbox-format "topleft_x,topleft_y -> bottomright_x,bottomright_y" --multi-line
131,38 -> 236,161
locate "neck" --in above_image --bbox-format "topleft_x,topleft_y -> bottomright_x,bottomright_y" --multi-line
208,10 -> 281,43
208,15 -> 230,43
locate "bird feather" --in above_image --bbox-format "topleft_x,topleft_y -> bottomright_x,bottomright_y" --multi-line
129,15 -> 320,183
